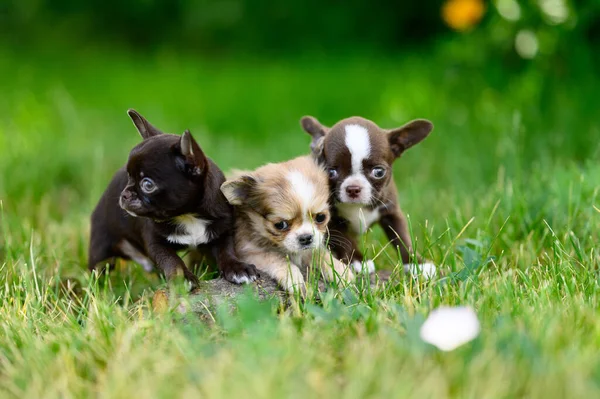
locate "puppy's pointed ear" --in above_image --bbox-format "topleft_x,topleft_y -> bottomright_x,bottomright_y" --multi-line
388,119 -> 433,158
311,136 -> 325,162
300,116 -> 329,153
127,109 -> 163,139
178,130 -> 207,177
220,176 -> 257,206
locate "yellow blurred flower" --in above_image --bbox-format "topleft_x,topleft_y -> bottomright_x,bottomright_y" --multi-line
442,0 -> 486,31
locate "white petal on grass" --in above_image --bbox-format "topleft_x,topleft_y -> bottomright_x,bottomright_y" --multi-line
404,262 -> 437,279
420,306 -> 481,351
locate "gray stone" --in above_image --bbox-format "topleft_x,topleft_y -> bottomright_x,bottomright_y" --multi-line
152,270 -> 394,318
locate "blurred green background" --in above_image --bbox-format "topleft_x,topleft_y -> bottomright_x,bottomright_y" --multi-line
1,0 -> 599,285
3,4 -> 600,395
2,0 -> 600,55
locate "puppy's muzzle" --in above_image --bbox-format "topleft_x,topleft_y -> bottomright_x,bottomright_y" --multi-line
119,190 -> 135,209
345,185 -> 362,199
339,174 -> 372,205
121,190 -> 134,203
119,189 -> 143,215
298,233 -> 314,248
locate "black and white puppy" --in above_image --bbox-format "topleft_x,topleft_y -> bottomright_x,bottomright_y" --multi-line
88,109 -> 258,287
301,115 -> 436,277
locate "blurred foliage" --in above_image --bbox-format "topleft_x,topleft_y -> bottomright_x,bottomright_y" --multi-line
1,0 -> 446,52
1,0 -> 598,61
482,0 -> 598,63
438,0 -> 600,76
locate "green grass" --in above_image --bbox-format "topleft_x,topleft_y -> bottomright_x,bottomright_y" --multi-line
1,46 -> 600,398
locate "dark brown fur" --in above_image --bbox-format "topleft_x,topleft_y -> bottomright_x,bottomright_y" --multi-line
301,115 -> 433,267
88,110 -> 257,288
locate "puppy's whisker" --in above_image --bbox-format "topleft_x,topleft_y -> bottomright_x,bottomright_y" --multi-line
370,196 -> 388,210
326,235 -> 352,247
325,233 -> 354,253
327,241 -> 352,254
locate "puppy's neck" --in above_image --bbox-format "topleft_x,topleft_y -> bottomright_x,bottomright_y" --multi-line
336,202 -> 380,235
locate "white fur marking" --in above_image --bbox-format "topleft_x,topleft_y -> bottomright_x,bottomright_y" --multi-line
167,214 -> 212,247
352,259 -> 376,274
341,125 -> 373,204
283,221 -> 322,255
337,204 -> 379,234
287,170 -> 315,214
230,275 -> 254,284
365,259 -> 375,273
339,173 -> 373,204
118,240 -> 154,272
344,124 -> 371,174
404,262 -> 437,280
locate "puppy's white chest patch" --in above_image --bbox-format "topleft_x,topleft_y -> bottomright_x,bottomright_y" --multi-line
337,204 -> 380,234
167,214 -> 213,247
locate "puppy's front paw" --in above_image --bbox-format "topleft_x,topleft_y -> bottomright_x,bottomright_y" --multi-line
331,258 -> 355,283
284,268 -> 306,297
404,262 -> 437,280
351,259 -> 376,274
165,267 -> 199,291
182,268 -> 200,289
222,261 -> 259,285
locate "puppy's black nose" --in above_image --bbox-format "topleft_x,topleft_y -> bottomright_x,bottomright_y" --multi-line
346,185 -> 362,198
298,234 -> 313,246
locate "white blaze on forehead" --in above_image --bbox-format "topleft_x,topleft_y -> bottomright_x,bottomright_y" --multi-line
287,170 -> 315,214
344,124 -> 371,174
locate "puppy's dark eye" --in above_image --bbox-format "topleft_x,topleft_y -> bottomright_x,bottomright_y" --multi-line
314,213 -> 327,223
371,167 -> 386,179
328,168 -> 338,179
274,221 -> 289,231
140,177 -> 157,194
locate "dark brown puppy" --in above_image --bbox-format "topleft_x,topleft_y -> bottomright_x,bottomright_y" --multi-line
301,115 -> 434,275
88,110 -> 258,287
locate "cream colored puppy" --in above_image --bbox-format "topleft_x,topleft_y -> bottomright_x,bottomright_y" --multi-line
221,156 -> 354,294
